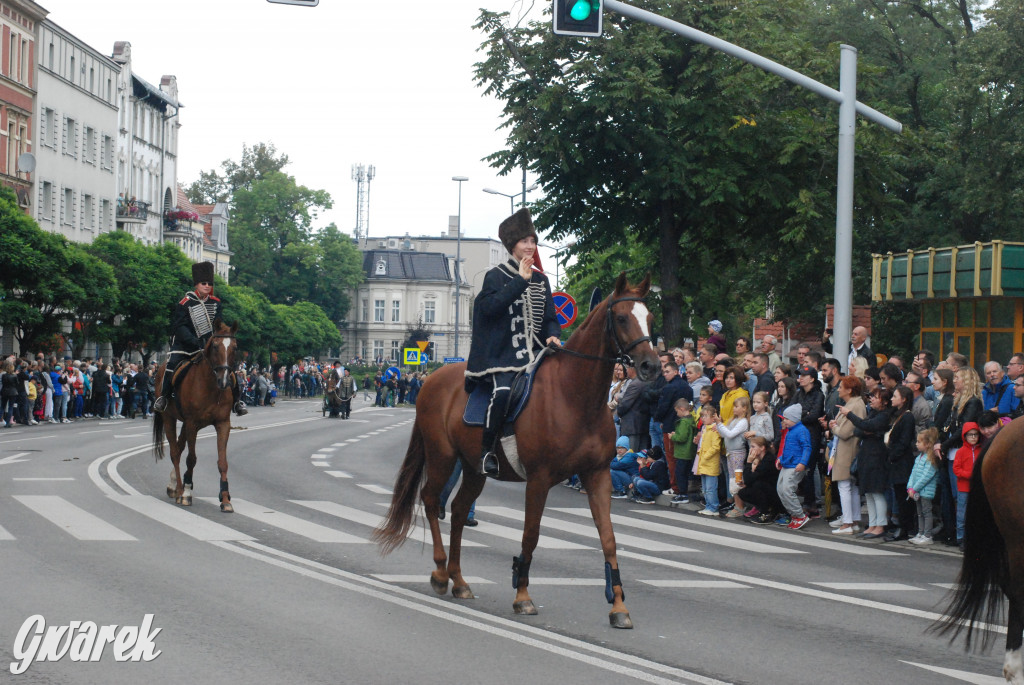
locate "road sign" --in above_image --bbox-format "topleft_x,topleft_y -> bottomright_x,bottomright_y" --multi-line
415,340 -> 429,352
443,357 -> 465,364
552,291 -> 578,328
403,348 -> 422,365
384,366 -> 401,380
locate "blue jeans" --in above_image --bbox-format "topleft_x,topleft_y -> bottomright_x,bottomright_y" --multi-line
611,469 -> 633,493
632,477 -> 660,499
439,461 -> 476,520
701,475 -> 720,512
649,418 -> 663,453
956,491 -> 969,542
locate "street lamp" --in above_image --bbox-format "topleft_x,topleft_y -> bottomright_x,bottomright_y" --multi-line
452,176 -> 468,359
483,182 -> 539,214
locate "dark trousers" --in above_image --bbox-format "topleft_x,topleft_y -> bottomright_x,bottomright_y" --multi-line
482,372 -> 515,453
935,459 -> 956,541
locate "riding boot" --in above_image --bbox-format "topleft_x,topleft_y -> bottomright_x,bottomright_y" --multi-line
232,378 -> 248,416
153,371 -> 174,413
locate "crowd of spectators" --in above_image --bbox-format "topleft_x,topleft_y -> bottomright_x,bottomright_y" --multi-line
598,323 -> 1023,551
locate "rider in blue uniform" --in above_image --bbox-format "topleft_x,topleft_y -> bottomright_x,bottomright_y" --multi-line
465,209 -> 560,478
153,261 -> 247,416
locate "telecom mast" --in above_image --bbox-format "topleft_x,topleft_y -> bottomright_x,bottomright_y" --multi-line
351,163 -> 375,247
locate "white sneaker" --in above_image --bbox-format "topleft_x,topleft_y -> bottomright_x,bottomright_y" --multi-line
30,419 -> 38,425
662,489 -> 675,496
62,418 -> 70,424
828,518 -> 845,528
913,535 -> 933,546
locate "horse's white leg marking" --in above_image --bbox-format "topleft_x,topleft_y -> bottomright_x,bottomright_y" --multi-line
1005,647 -> 1023,684
631,302 -> 651,338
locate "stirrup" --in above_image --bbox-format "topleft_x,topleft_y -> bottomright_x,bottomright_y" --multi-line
153,396 -> 168,413
234,400 -> 248,416
482,451 -> 499,478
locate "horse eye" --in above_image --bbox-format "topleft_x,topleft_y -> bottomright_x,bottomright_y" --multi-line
616,314 -> 627,325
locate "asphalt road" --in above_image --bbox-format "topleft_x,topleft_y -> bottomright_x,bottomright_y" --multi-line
0,395 -> 1008,684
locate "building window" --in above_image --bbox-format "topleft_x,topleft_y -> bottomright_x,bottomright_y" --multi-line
373,340 -> 384,361
359,340 -> 368,359
424,301 -> 436,323
41,108 -> 55,148
9,33 -> 16,80
392,300 -> 401,322
361,299 -> 369,321
374,299 -> 385,322
63,117 -> 77,157
6,120 -> 15,176
100,199 -> 111,230
48,42 -> 53,70
40,181 -> 53,221
69,56 -> 75,84
391,341 -> 401,361
101,135 -> 113,170
82,194 -> 94,231
62,188 -> 74,226
21,39 -> 27,83
84,127 -> 96,165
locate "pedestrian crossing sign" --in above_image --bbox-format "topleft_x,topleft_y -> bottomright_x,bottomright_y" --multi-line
404,348 -> 422,365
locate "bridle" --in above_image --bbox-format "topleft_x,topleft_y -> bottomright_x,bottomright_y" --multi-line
204,332 -> 236,379
549,295 -> 652,367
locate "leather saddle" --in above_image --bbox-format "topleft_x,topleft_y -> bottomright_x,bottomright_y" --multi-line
462,348 -> 550,427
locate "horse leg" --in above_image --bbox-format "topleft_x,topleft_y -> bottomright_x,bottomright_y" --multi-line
178,425 -> 198,507
214,420 -> 233,512
165,418 -> 183,500
448,466 -> 486,599
581,468 -> 633,629
512,477 -> 550,616
421,450 -> 454,594
1004,552 -> 1024,685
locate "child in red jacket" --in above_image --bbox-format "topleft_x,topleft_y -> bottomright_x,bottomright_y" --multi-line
952,422 -> 983,549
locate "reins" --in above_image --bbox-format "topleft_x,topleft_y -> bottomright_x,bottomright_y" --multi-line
204,332 -> 236,377
547,295 -> 651,368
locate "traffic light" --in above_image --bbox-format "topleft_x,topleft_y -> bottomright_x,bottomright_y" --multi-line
553,0 -> 603,37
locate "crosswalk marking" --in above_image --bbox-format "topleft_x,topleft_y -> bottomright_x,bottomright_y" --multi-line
331,443 -> 348,447
446,517 -> 591,551
522,578 -> 605,586
372,574 -> 494,585
197,498 -> 368,543
551,507 -> 802,555
639,580 -> 751,589
325,471 -> 352,478
13,477 -> 75,481
318,447 -> 336,452
311,453 -> 331,459
14,495 -> 136,541
633,509 -> 905,556
474,506 -> 698,553
932,583 -> 958,590
109,494 -> 253,541
357,484 -> 392,495
0,522 -> 14,540
344,439 -> 359,443
290,500 -> 484,547
312,463 -> 331,468
813,582 -> 922,591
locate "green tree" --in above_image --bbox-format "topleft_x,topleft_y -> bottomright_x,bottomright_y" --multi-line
65,248 -> 118,359
185,142 -> 290,205
265,301 -> 343,365
217,282 -> 272,367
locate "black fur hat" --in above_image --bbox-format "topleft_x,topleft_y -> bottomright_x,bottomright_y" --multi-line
497,208 -> 537,255
192,261 -> 215,285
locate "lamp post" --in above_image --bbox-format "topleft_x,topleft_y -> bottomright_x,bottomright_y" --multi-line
452,176 -> 468,359
483,182 -> 539,214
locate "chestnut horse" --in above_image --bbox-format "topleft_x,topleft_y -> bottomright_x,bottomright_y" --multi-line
934,418 -> 1024,683
373,273 -> 660,628
151,319 -> 239,513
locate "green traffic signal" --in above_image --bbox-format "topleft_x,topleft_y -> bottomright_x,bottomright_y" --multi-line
568,0 -> 592,21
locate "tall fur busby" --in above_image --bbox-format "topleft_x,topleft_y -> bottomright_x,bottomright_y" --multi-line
192,261 -> 215,285
498,208 -> 538,256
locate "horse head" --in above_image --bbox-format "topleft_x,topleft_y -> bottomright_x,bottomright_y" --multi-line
608,272 -> 660,382
205,318 -> 239,390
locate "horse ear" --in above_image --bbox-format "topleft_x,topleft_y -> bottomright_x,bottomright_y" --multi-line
636,273 -> 651,297
230,320 -> 239,335
213,316 -> 223,330
589,287 -> 603,312
613,271 -> 628,296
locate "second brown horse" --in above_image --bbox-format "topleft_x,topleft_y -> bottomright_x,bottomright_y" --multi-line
374,273 -> 660,628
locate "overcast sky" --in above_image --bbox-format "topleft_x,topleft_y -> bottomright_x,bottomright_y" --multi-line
41,0 -> 553,244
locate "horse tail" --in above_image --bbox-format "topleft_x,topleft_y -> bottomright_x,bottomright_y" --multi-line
932,440 -> 1006,651
152,408 -> 165,461
372,422 -> 426,555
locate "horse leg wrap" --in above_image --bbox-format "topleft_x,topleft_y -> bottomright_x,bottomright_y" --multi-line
184,473 -> 193,486
512,554 -> 531,589
604,562 -> 624,603
220,479 -> 230,501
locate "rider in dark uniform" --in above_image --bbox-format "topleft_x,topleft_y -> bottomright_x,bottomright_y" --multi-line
326,361 -> 343,418
465,209 -> 560,478
153,261 -> 247,416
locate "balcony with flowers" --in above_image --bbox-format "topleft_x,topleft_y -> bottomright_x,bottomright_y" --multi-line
163,207 -> 206,261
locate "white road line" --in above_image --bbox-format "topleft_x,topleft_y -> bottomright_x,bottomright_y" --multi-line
344,439 -> 359,443
615,549 -> 1006,635
219,539 -> 728,685
14,495 -> 136,541
318,447 -> 336,452
290,500 -> 484,548
356,434 -> 371,438
196,498 -> 368,543
0,522 -> 14,540
311,453 -> 331,459
324,471 -> 352,478
932,583 -> 958,590
639,580 -> 751,589
311,463 -> 331,468
357,484 -> 392,495
109,494 -> 253,541
632,508 -> 906,556
452,518 -> 592,551
813,582 -> 923,591
522,578 -> 606,586
372,574 -> 494,585
550,507 -> 801,555
475,506 -> 698,553
0,452 -> 31,465
900,661 -> 1005,684
330,443 -> 347,447
12,477 -> 75,481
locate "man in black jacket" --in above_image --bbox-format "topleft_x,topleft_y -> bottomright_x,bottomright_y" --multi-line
794,364 -> 825,517
652,361 -> 693,495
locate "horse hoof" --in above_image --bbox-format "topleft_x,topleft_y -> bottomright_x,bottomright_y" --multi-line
452,585 -> 474,600
176,496 -> 192,506
513,600 -> 537,615
220,501 -> 234,513
166,486 -> 175,498
609,611 -> 633,629
430,573 -> 450,595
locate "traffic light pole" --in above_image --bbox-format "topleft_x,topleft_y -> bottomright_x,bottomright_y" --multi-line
603,0 -> 902,371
